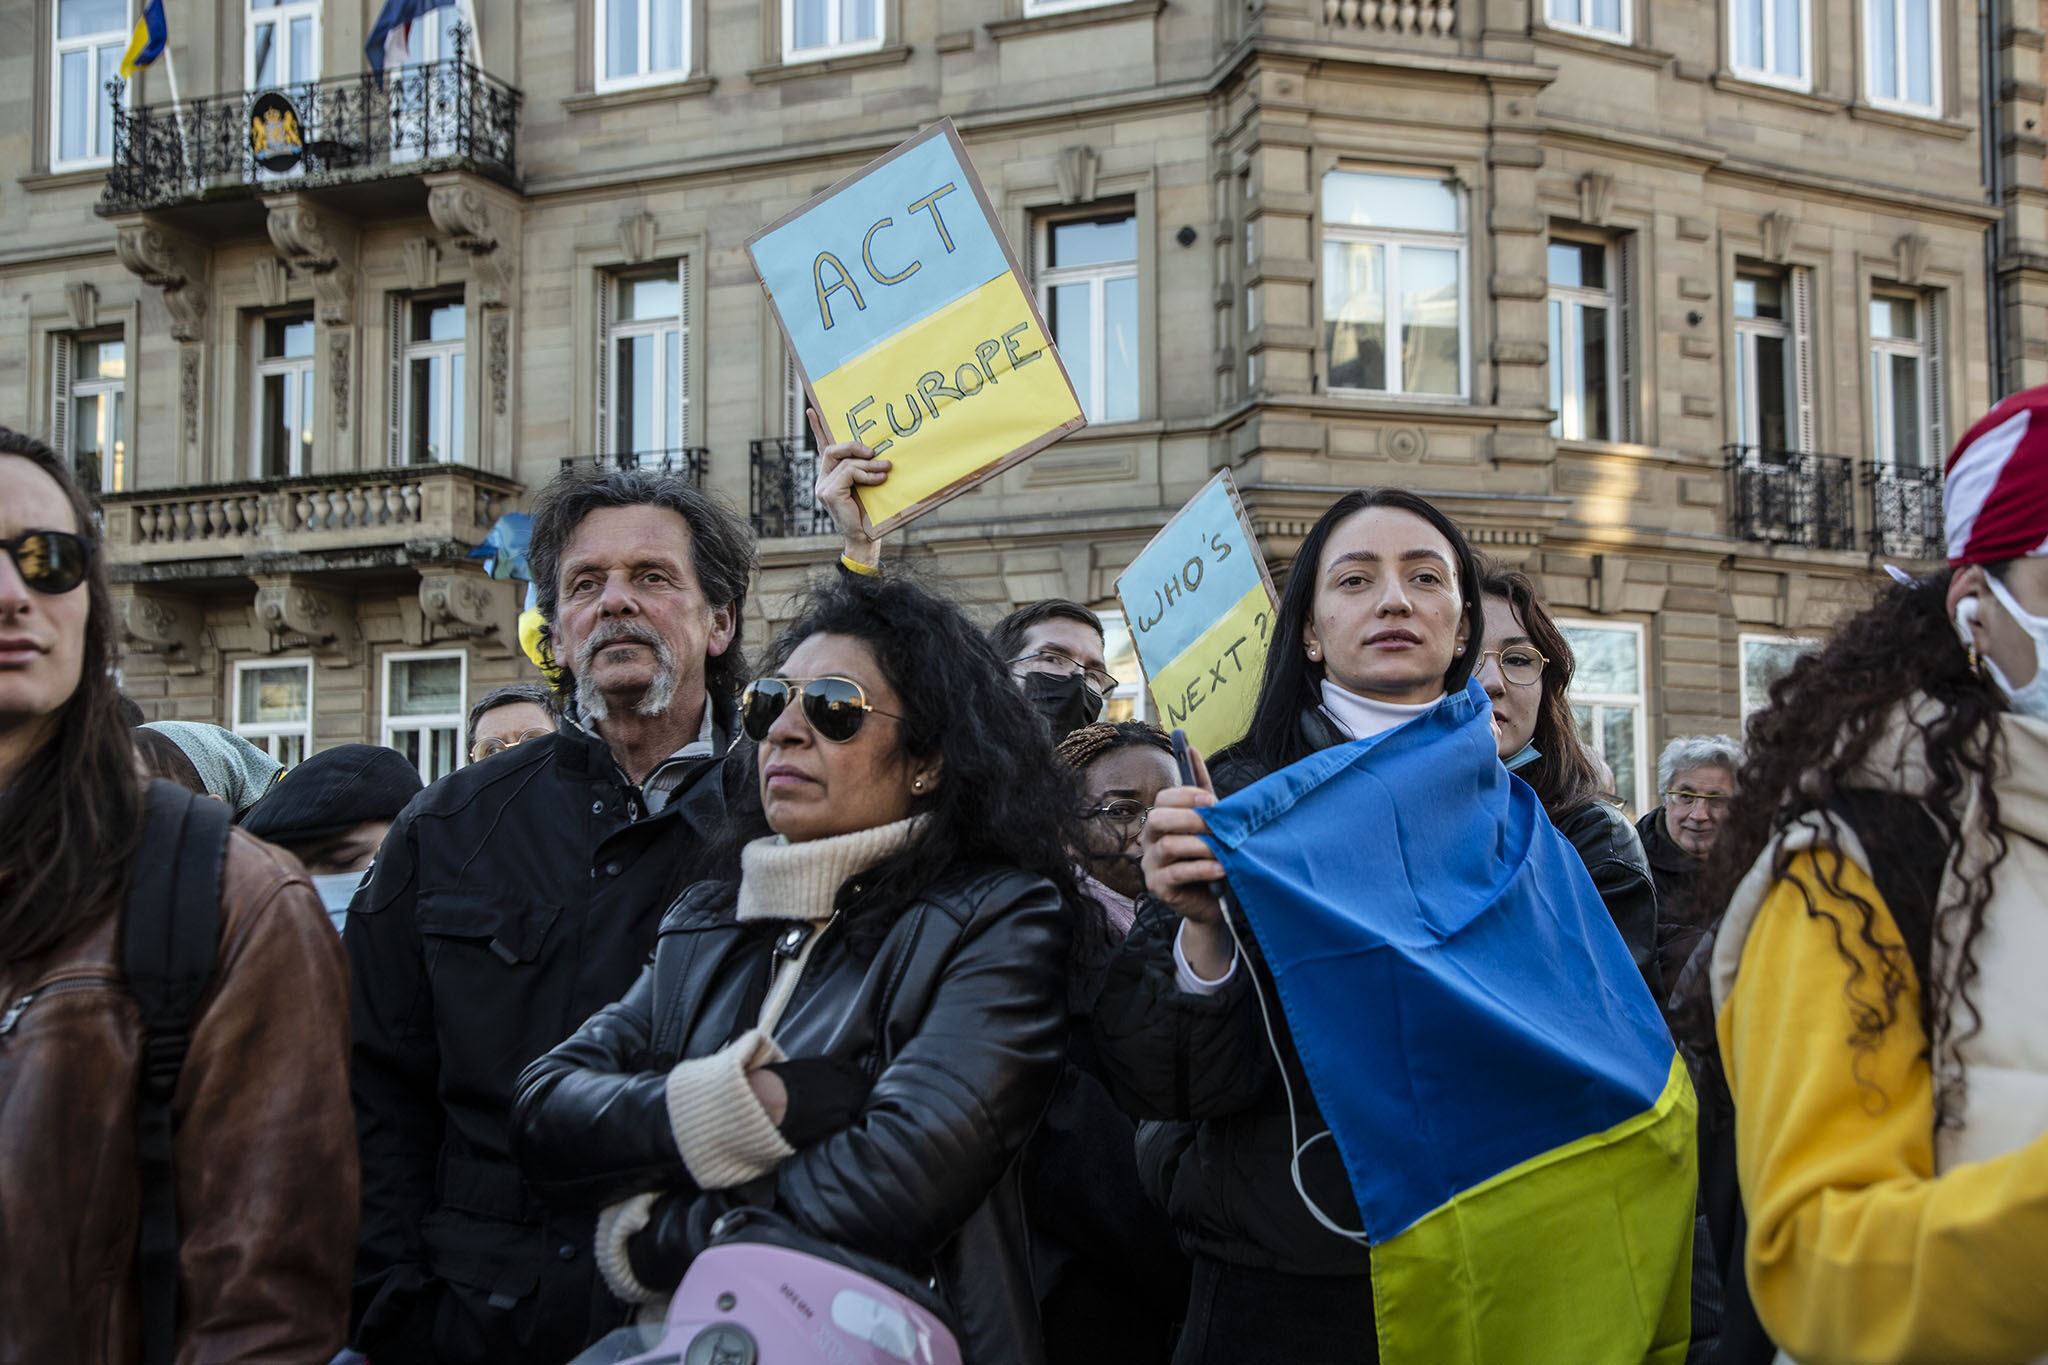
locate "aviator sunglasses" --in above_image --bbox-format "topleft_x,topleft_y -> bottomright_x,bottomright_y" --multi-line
741,675 -> 904,744
2,530 -> 91,595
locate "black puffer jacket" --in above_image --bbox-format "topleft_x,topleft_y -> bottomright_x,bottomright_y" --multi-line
512,864 -> 1070,1365
1550,796 -> 1664,997
1637,806 -> 1709,998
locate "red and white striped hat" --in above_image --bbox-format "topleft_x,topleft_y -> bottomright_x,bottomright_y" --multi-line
1947,385 -> 2048,567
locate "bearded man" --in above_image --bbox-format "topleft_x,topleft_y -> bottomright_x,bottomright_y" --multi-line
345,467 -> 756,1365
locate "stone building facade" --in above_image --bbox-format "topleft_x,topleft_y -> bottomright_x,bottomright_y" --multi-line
0,0 -> 2024,807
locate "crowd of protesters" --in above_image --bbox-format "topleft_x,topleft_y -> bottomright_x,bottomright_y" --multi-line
3,380 -> 2048,1365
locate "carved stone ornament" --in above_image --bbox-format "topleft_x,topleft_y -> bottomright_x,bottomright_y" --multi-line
1055,146 -> 1100,207
618,211 -> 657,264
418,570 -> 518,651
1895,232 -> 1930,287
428,184 -> 497,254
253,256 -> 292,308
114,222 -> 209,343
330,331 -> 351,432
1577,171 -> 1614,228
266,198 -> 359,325
179,346 -> 201,446
113,586 -> 207,675
1760,210 -> 1795,264
403,237 -> 442,292
488,312 -> 509,416
310,268 -> 356,327
63,281 -> 98,331
252,578 -> 362,667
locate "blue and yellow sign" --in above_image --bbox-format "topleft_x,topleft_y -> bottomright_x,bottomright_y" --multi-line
747,119 -> 1086,535
1115,471 -> 1278,756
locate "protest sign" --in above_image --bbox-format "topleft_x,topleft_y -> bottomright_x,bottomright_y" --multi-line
747,119 -> 1086,537
1115,470 -> 1278,755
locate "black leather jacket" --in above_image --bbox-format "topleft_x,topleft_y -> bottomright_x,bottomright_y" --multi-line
1549,796 -> 1664,997
512,863 -> 1070,1365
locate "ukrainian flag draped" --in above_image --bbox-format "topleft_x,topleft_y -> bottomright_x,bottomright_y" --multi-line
118,0 -> 167,79
1201,678 -> 1696,1364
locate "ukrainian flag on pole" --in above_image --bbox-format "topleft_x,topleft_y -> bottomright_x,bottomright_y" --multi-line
1202,679 -> 1696,1364
118,0 -> 167,78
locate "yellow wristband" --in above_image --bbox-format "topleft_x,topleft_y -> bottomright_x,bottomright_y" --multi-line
839,552 -> 883,577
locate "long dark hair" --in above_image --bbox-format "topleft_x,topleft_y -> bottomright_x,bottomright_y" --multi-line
711,570 -> 1093,960
1477,560 -> 1602,818
0,429 -> 144,962
1676,569 -> 2005,1128
1240,488 -> 1486,773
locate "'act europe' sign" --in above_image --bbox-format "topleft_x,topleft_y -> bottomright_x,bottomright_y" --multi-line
748,119 -> 1087,536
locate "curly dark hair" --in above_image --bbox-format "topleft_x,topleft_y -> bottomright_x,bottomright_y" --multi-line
0,428 -> 144,962
1476,559 -> 1603,820
1676,569 -> 2007,1129
709,569 -> 1097,964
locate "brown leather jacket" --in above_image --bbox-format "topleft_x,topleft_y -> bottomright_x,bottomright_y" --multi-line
0,830 -> 357,1365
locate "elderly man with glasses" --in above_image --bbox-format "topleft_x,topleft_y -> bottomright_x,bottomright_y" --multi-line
1637,733 -> 1743,990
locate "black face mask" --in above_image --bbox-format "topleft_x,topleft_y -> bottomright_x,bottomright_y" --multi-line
1022,671 -> 1104,741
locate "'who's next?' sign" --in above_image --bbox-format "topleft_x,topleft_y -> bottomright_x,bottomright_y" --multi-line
1116,471 -> 1279,756
748,120 -> 1086,537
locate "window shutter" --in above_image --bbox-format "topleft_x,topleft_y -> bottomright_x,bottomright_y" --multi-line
1615,235 -> 1639,444
676,257 -> 690,450
1925,292 -> 1947,467
594,274 -> 612,457
387,295 -> 406,465
784,348 -> 806,445
1790,266 -> 1817,452
50,333 -> 73,459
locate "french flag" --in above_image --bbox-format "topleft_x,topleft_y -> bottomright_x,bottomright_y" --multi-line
366,0 -> 457,80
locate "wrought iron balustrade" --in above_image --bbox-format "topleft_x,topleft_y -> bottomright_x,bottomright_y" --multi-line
750,438 -> 836,539
1725,446 -> 1856,551
559,448 -> 707,487
99,28 -> 519,215
1865,460 -> 1945,562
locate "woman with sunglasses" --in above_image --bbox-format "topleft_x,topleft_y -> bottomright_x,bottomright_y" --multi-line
514,571 -> 1080,1365
0,429 -> 356,1361
1474,562 -> 1660,994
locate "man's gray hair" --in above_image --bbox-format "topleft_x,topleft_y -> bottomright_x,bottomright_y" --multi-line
1657,734 -> 1743,794
526,466 -> 758,702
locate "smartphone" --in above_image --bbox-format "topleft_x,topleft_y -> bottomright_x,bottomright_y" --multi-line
1170,728 -> 1198,788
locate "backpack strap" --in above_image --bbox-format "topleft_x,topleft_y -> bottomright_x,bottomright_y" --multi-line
122,779 -> 231,1365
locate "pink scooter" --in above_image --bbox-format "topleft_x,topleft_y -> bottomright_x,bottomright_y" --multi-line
566,1209 -> 963,1365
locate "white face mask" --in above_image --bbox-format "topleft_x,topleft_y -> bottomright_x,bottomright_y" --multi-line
309,870 -> 367,934
1963,574 -> 2048,720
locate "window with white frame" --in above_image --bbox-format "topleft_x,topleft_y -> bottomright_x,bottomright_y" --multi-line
1546,0 -> 1630,43
400,296 -> 465,465
1037,209 -> 1139,425
1097,608 -> 1153,724
598,0 -> 687,89
53,331 -> 127,494
1733,266 -> 1814,453
598,266 -> 688,464
783,0 -> 880,61
253,313 -> 316,478
246,0 -> 321,89
52,0 -> 127,170
1866,0 -> 1937,112
1730,0 -> 1810,89
1870,292 -> 1944,469
384,650 -> 466,782
1322,169 -> 1467,399
388,4 -> 464,162
1547,238 -> 1638,443
1740,633 -> 1817,716
1559,620 -> 1648,815
234,659 -> 314,768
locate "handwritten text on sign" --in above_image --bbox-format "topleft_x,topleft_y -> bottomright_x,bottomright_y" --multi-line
1116,472 -> 1278,755
747,122 -> 1084,535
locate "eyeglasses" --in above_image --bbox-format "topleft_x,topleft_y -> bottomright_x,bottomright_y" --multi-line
2,530 -> 90,595
741,675 -> 904,744
1010,649 -> 1120,701
1476,647 -> 1549,688
1663,789 -> 1731,811
470,728 -> 554,763
1082,799 -> 1152,833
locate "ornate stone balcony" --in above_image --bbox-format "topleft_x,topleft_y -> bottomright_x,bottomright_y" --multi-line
102,464 -> 522,577
1322,0 -> 1459,37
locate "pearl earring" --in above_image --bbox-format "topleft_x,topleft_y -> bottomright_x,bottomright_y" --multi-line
913,778 -> 924,792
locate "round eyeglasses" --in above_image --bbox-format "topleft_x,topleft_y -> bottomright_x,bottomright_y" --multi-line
1475,647 -> 1550,688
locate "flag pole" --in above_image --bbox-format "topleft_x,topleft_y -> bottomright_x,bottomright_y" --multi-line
161,40 -> 191,183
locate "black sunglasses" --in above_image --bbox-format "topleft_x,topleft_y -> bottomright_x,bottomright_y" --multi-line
741,675 -> 904,744
2,530 -> 90,595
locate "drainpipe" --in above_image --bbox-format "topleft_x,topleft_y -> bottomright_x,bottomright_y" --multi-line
1984,0 -> 2010,399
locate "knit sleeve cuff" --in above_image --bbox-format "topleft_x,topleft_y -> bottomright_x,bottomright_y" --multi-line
594,1192 -> 665,1306
665,1027 -> 796,1189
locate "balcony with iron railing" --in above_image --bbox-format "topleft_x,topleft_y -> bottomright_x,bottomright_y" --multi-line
96,27 -> 519,220
558,448 -> 708,486
1724,446 -> 1859,553
750,438 -> 836,540
1864,461 -> 1945,562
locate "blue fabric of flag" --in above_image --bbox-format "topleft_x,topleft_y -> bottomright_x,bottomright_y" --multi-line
366,0 -> 457,78
118,0 -> 167,78
1199,677 -> 1675,1239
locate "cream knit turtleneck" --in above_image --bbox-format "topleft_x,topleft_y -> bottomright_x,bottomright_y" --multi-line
1319,679 -> 1443,741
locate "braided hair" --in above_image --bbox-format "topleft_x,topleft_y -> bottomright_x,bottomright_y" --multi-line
1055,720 -> 1174,773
